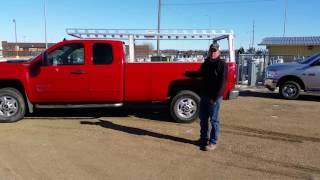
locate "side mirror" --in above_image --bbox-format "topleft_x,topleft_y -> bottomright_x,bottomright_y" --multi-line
42,51 -> 49,66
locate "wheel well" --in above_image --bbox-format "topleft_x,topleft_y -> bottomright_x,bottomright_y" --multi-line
168,79 -> 201,98
277,76 -> 305,90
0,79 -> 31,112
0,79 -> 25,93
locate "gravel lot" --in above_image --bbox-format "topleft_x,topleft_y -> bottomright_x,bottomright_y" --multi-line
0,89 -> 319,180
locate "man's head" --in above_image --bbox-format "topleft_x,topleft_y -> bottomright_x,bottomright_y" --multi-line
209,42 -> 220,60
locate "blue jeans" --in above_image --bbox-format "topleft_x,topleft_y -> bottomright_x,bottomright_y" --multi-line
199,96 -> 223,145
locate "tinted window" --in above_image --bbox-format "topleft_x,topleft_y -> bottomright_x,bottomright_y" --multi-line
93,43 -> 113,64
48,44 -> 84,65
312,60 -> 320,66
299,53 -> 320,64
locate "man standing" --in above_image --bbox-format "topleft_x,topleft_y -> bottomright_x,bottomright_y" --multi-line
185,42 -> 228,151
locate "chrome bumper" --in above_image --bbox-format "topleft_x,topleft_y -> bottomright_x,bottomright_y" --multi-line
264,79 -> 277,89
229,88 -> 239,100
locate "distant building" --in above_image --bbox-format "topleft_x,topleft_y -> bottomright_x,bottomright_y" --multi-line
259,36 -> 320,61
1,41 -> 55,58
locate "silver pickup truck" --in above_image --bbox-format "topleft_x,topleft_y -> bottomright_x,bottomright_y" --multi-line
265,52 -> 320,99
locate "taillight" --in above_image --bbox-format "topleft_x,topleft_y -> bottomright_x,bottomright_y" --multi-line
227,62 -> 237,84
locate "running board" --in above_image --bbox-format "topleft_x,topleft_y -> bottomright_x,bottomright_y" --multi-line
305,91 -> 320,94
35,103 -> 123,109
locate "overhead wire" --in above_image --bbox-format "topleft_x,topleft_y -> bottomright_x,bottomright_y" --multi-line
162,0 -> 276,6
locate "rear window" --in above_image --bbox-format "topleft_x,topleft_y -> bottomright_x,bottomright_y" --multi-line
93,43 -> 113,64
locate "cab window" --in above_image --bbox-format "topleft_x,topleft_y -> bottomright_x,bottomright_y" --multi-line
93,43 -> 113,64
47,44 -> 84,65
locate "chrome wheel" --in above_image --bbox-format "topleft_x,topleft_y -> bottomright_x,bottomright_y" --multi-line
176,97 -> 197,119
282,84 -> 298,98
0,96 -> 19,118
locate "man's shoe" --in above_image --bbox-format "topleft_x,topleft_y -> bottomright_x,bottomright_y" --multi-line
195,138 -> 208,147
205,143 -> 217,151
199,145 -> 207,151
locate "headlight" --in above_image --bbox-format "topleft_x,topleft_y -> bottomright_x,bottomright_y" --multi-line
266,70 -> 278,78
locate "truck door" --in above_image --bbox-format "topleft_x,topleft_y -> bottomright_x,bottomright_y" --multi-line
303,59 -> 320,90
87,42 -> 124,102
31,43 -> 89,102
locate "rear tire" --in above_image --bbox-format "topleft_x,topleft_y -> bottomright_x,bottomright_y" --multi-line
170,90 -> 200,123
279,81 -> 301,100
0,88 -> 26,123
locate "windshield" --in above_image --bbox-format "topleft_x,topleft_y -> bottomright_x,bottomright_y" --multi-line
26,50 -> 45,62
298,53 -> 320,64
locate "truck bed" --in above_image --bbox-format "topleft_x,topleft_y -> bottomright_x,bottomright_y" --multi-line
124,62 -> 236,101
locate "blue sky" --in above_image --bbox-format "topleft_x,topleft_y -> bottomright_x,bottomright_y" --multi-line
0,0 -> 319,50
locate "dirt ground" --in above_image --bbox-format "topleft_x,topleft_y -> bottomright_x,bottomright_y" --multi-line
0,89 -> 319,180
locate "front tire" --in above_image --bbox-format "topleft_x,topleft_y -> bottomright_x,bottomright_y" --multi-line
170,90 -> 200,123
279,81 -> 301,100
0,88 -> 26,123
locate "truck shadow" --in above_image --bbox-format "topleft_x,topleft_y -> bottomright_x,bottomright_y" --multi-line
240,90 -> 320,102
80,120 -> 197,146
25,103 -> 175,122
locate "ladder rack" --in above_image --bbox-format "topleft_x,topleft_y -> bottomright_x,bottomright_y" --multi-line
66,28 -> 233,40
66,28 -> 235,62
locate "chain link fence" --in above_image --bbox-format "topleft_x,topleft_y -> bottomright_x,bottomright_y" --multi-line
236,54 -> 307,86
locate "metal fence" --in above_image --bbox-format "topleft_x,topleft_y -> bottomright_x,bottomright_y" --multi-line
236,54 -> 307,86
2,51 -> 42,58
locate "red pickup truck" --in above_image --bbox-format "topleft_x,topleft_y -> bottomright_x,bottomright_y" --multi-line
0,39 -> 238,123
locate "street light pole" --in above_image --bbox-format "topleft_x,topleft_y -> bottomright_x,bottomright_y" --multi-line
12,19 -> 18,57
157,0 -> 161,56
44,0 -> 48,49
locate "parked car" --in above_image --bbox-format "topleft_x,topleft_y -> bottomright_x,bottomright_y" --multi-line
265,52 -> 320,99
0,39 -> 238,123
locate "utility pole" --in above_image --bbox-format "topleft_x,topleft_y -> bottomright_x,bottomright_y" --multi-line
205,15 -> 212,29
157,0 -> 161,56
12,19 -> 18,57
44,0 -> 48,49
283,0 -> 287,37
206,14 -> 212,46
252,20 -> 255,49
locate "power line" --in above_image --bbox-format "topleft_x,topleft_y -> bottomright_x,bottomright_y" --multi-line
163,0 -> 275,6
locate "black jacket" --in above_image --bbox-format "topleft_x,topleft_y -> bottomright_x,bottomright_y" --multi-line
186,57 -> 228,101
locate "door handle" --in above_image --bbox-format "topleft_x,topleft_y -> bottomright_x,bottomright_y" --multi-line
70,70 -> 85,74
308,73 -> 316,76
